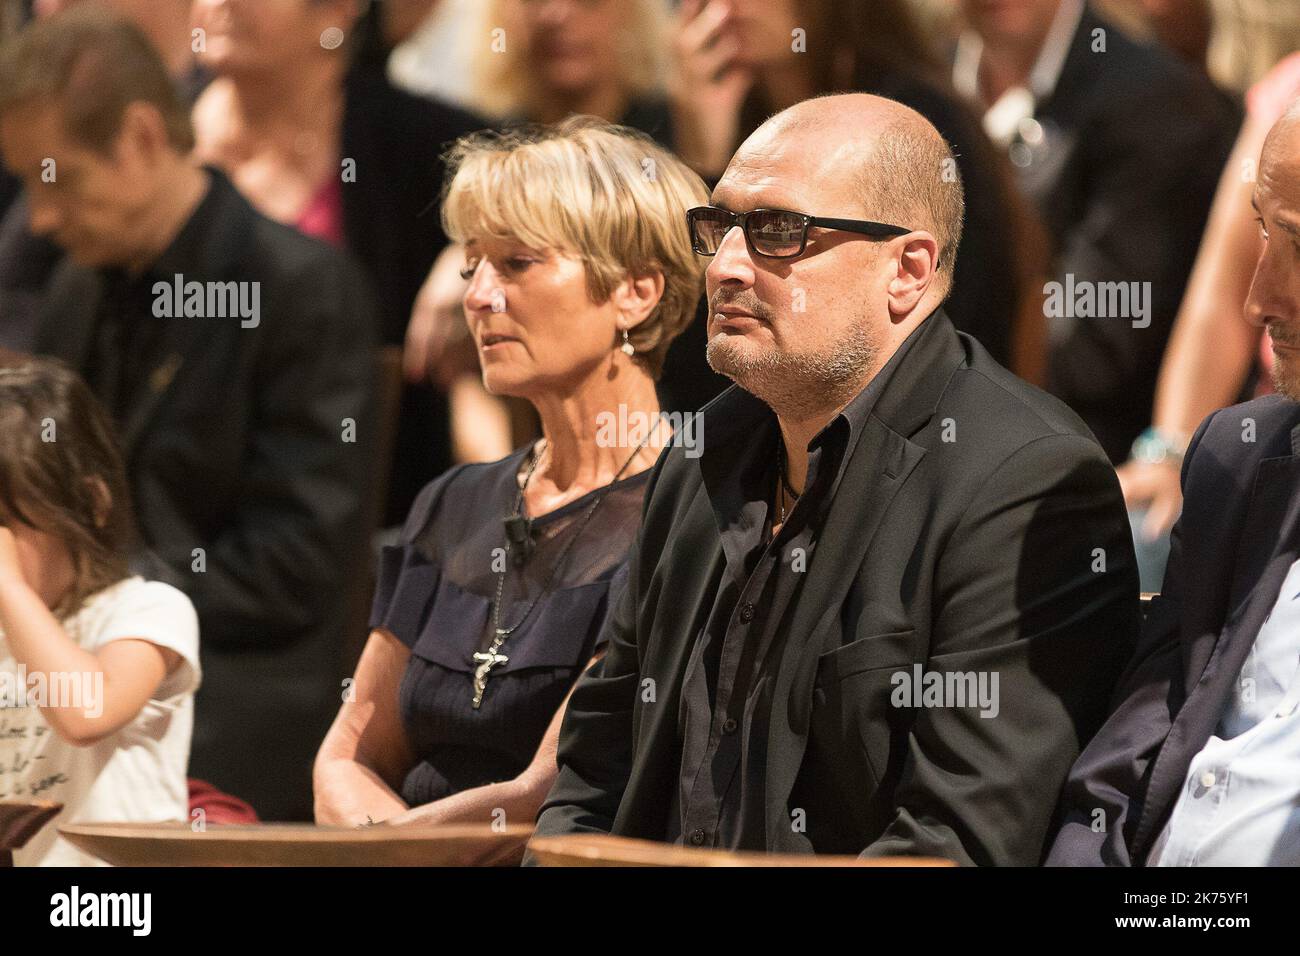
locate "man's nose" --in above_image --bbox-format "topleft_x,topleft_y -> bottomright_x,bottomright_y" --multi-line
1244,246 -> 1295,330
706,225 -> 756,288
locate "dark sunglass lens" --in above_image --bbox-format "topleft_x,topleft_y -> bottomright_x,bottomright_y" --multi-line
747,211 -> 805,256
690,209 -> 732,254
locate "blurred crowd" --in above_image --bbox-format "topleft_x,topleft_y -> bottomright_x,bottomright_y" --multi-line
0,0 -> 1297,850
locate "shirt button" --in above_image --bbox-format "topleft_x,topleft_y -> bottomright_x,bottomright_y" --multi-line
722,717 -> 738,734
689,828 -> 707,846
1200,771 -> 1217,789
739,603 -> 755,623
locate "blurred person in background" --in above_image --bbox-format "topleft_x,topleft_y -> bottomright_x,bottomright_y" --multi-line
953,0 -> 1239,463
470,0 -> 673,143
314,119 -> 707,834
666,0 -> 1043,377
190,0 -> 486,526
0,7 -> 377,820
1,0 -> 198,354
388,0 -> 485,108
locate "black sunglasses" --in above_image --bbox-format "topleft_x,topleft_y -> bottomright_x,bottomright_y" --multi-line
686,206 -> 912,259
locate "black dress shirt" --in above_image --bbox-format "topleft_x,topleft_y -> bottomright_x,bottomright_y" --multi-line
668,323 -> 925,849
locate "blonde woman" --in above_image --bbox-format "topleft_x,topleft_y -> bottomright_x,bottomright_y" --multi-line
313,118 -> 708,829
402,1 -> 709,419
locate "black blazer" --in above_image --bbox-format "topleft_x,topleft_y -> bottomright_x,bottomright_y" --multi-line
35,169 -> 378,820
1047,395 -> 1300,865
1022,6 -> 1239,462
532,310 -> 1139,865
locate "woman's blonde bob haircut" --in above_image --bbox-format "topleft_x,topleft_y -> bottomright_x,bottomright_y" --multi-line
441,116 -> 710,380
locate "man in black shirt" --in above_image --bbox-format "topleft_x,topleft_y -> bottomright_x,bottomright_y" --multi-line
0,9 -> 377,819
532,93 -> 1139,865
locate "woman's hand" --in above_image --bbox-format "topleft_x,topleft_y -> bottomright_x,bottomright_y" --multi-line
403,244 -> 476,387
669,0 -> 754,178
1116,459 -> 1183,540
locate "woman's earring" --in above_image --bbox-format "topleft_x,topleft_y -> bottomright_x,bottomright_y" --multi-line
620,327 -> 635,356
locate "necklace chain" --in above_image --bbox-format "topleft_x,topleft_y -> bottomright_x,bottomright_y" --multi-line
473,421 -> 665,707
775,440 -> 800,526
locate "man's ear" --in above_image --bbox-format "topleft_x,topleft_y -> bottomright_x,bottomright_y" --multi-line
113,101 -> 173,172
84,475 -> 113,530
610,270 -> 666,332
886,231 -> 939,318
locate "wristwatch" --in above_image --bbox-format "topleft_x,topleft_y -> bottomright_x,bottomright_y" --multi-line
1130,427 -> 1188,467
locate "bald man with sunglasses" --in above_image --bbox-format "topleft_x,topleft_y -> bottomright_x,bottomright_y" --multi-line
530,93 -> 1139,866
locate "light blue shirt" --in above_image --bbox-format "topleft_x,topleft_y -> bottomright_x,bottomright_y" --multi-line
1148,558 -> 1300,866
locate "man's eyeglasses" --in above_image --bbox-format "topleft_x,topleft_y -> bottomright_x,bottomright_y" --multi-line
686,206 -> 912,260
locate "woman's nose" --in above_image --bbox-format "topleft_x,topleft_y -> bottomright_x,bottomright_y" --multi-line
462,261 -> 502,314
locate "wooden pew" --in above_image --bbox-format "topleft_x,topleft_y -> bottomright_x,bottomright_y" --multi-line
527,833 -> 955,867
0,800 -> 62,867
59,821 -> 534,867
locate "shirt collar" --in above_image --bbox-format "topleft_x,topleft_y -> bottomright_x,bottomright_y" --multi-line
699,314 -> 930,469
696,313 -> 933,564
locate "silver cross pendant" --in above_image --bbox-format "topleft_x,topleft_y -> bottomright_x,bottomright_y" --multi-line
470,646 -> 510,709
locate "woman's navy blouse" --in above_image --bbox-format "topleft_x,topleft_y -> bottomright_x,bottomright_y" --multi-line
369,445 -> 650,807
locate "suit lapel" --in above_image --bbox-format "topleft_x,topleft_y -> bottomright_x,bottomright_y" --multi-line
1132,425 -> 1300,860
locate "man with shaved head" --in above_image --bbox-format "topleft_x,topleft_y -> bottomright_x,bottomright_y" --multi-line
530,93 -> 1138,865
1049,104 -> 1300,867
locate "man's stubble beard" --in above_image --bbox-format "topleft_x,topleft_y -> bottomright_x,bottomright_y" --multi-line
1271,356 -> 1300,402
706,317 -> 882,419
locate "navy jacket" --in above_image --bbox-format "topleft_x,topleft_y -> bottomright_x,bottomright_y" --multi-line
1048,395 -> 1300,864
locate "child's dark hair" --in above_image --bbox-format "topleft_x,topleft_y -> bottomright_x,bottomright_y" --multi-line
0,354 -> 135,617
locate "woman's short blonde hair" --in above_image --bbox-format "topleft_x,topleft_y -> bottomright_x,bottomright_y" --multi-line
441,116 -> 710,380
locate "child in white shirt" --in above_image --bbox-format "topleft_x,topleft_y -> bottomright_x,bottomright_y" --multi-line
0,358 -> 200,865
